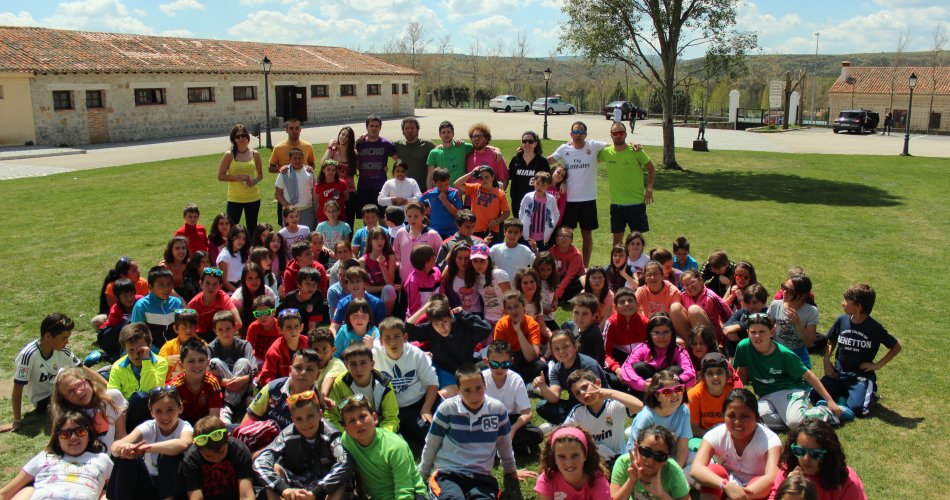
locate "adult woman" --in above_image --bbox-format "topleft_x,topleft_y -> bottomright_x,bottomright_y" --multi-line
770,419 -> 867,500
218,124 -> 263,230
322,126 -> 359,227
507,130 -> 549,217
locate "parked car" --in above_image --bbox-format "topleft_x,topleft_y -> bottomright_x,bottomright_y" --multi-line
489,95 -> 531,112
601,101 -> 648,120
833,109 -> 880,134
532,97 -> 575,115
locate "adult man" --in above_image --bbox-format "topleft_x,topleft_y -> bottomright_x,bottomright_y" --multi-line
599,122 -> 655,247
546,121 -> 607,267
464,122 -> 508,191
394,117 -> 435,189
426,121 -> 472,187
354,114 -> 398,217
268,119 -> 316,225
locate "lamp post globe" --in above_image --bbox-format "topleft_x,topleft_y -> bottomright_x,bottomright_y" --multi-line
901,72 -> 917,156
543,67 -> 552,140
262,56 -> 273,149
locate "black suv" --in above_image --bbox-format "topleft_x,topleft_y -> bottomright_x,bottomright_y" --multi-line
833,110 -> 880,134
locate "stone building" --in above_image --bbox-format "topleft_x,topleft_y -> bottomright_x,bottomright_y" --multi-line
0,26 -> 419,146
829,61 -> 950,133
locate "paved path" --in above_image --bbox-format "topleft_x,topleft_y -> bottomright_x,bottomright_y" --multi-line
1,108 -> 946,180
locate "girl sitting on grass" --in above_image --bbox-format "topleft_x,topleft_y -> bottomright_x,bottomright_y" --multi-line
535,425 -> 610,499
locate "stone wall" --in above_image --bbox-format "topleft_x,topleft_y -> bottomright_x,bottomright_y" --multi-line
30,72 -> 415,146
829,92 -> 950,133
0,73 -> 37,146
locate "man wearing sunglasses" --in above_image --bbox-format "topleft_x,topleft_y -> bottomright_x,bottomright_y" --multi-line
599,121 -> 655,248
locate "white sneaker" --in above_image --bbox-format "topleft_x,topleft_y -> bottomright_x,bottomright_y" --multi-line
539,422 -> 554,436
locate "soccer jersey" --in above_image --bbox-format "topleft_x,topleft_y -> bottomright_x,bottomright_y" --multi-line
14,340 -> 81,404
173,372 -> 223,425
565,398 -> 633,458
550,140 -> 608,202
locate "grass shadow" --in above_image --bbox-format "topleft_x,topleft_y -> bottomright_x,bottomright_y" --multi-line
666,170 -> 904,207
870,403 -> 925,429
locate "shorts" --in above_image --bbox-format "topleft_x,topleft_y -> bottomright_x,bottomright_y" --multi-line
561,200 -> 598,231
610,203 -> 649,234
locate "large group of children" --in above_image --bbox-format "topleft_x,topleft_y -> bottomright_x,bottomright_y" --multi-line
0,118 -> 902,500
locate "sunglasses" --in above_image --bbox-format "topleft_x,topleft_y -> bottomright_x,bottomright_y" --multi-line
637,445 -> 670,462
337,393 -> 366,411
570,129 -> 586,135
278,308 -> 300,317
323,159 -> 339,166
235,133 -> 250,139
748,312 -> 770,321
790,444 -> 827,460
610,131 -> 626,136
655,384 -> 684,396
734,273 -> 751,280
193,428 -> 228,447
487,360 -> 512,369
149,385 -> 178,397
522,139 -> 536,144
253,308 -> 275,318
58,427 -> 90,440
287,390 -> 318,405
174,308 -> 197,318
202,267 -> 223,277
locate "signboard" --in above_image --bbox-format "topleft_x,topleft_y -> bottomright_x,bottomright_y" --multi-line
769,80 -> 783,109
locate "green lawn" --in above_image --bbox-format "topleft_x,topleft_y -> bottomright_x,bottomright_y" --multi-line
0,140 -> 946,498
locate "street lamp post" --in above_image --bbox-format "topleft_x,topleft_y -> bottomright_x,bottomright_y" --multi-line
543,68 -> 552,140
261,56 -> 273,149
901,72 -> 918,156
811,32 -> 819,124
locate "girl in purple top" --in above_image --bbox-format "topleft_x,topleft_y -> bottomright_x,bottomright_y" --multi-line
621,313 -> 696,395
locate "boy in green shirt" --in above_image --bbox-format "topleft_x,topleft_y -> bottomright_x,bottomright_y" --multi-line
339,395 -> 426,500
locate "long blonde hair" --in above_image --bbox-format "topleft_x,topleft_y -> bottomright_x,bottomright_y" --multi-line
51,367 -> 122,421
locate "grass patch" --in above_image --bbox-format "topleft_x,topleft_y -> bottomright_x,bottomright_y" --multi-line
0,140 -> 946,498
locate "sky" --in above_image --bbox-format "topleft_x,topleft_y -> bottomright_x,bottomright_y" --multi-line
1,0 -> 948,58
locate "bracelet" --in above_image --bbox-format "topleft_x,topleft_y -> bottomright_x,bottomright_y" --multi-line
720,479 -> 728,491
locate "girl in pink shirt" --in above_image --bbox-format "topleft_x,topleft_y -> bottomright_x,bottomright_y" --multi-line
534,425 -> 611,500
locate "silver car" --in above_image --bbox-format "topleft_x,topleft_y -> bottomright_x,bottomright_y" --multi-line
532,97 -> 575,115
489,95 -> 531,112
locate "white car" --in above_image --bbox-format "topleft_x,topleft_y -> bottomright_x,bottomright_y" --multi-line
532,97 -> 575,115
489,95 -> 531,112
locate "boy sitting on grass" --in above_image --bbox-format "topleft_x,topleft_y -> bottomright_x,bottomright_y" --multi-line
331,267 -> 386,334
405,295 -> 492,398
373,317 -> 440,444
244,296 -> 279,369
481,340 -> 544,455
108,323 -> 170,430
253,389 -> 353,500
688,352 -> 742,438
278,266 -> 326,332
5,313 -> 83,432
533,330 -> 609,425
183,416 -> 255,500
159,308 -> 200,383
310,327 -> 347,397
565,368 -> 644,466
420,364 -> 531,499
131,266 -> 183,350
172,338 -> 222,425
258,308 -> 310,386
187,266 -> 240,342
326,345 -> 399,433
207,311 -> 256,423
339,394 -> 427,500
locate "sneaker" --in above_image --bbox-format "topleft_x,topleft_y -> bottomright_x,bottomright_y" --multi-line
539,422 -> 554,436
834,398 -> 856,422
82,350 -> 103,367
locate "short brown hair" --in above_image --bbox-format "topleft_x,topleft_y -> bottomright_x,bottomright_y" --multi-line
570,292 -> 599,315
119,323 -> 151,348
212,311 -> 235,329
844,283 -> 876,314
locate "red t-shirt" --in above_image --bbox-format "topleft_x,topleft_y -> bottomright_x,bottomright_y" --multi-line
188,290 -> 236,335
314,180 -> 348,223
245,319 -> 280,362
173,372 -> 223,425
175,223 -> 209,254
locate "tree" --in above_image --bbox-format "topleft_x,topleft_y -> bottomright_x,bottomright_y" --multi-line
888,29 -> 912,112
611,81 -> 626,101
559,0 -> 756,169
928,23 -> 947,133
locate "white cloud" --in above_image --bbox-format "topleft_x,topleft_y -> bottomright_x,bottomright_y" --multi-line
462,14 -> 513,37
443,0 -> 520,22
133,8 -> 148,16
228,8 -> 368,45
43,0 -> 155,34
0,11 -> 39,26
159,0 -> 205,17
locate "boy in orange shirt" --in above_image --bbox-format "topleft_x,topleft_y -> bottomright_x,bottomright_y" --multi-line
159,308 -> 201,383
687,352 -> 742,438
453,165 -> 510,242
492,291 -> 546,383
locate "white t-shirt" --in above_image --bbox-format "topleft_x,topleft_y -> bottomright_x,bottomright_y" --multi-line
482,368 -> 531,414
278,225 -> 311,261
230,286 -> 278,311
23,451 -> 114,500
135,418 -> 194,476
701,423 -> 781,485
565,398 -> 632,459
274,167 -> 315,208
550,139 -> 608,202
373,343 -> 439,407
14,340 -> 81,405
627,253 -> 649,275
490,243 -> 536,287
378,177 -> 422,208
215,247 -> 245,283
83,389 -> 128,449
477,268 -> 511,322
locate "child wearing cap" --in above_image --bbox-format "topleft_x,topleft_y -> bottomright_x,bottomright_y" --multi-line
687,352 -> 743,438
453,165 -> 510,242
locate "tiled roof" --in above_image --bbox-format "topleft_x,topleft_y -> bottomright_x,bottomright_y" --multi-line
0,26 -> 419,76
829,66 -> 950,95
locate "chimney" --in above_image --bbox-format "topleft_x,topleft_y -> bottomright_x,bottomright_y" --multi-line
840,61 -> 851,82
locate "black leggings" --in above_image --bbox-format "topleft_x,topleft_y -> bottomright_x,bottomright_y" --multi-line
226,199 -> 260,230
